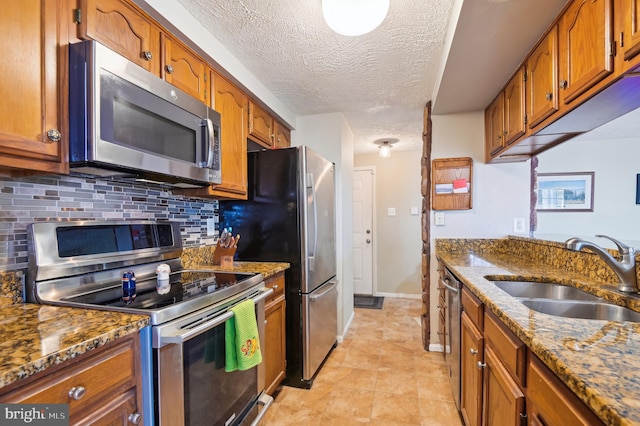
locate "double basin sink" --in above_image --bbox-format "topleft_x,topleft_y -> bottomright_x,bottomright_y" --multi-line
491,280 -> 640,322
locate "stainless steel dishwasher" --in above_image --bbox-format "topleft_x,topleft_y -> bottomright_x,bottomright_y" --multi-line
441,267 -> 462,410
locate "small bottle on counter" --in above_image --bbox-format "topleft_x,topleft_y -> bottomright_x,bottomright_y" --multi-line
156,263 -> 171,295
122,270 -> 137,304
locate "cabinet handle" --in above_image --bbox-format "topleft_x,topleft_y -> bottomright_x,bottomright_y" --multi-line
142,50 -> 153,61
272,284 -> 279,290
469,348 -> 478,355
128,412 -> 142,424
545,92 -> 552,101
497,135 -> 502,140
437,304 -> 442,309
165,65 -> 174,74
477,361 -> 486,369
68,386 -> 86,400
46,129 -> 61,143
559,80 -> 568,89
437,331 -> 445,335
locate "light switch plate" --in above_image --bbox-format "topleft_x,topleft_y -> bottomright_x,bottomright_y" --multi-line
513,217 -> 526,233
388,207 -> 396,216
434,212 -> 445,226
410,207 -> 419,215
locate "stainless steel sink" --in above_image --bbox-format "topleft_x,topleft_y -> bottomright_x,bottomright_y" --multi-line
492,281 -> 603,301
520,299 -> 640,322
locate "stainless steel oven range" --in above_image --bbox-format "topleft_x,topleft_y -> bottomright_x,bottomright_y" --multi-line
26,220 -> 272,426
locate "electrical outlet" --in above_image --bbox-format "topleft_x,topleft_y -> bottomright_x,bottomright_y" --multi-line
513,217 -> 526,233
388,207 -> 396,216
434,212 -> 445,226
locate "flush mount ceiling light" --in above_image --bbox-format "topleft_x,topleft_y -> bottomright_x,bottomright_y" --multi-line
374,139 -> 398,158
322,0 -> 390,36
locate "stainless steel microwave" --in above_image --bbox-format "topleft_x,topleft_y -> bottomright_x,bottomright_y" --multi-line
69,41 -> 221,188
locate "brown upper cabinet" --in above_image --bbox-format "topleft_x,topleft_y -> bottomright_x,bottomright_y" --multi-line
484,0 -> 640,163
248,101 -> 275,148
526,26 -> 559,129
485,93 -> 505,160
558,0 -> 614,105
618,0 -> 640,70
0,0 -> 69,175
162,35 -> 210,104
78,0 -> 161,76
503,67 -> 527,145
274,122 -> 292,148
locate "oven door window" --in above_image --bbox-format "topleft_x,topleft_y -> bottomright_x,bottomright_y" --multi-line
98,70 -> 201,164
183,321 -> 258,426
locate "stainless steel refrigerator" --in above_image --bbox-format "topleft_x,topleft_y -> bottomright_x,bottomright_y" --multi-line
219,146 -> 338,389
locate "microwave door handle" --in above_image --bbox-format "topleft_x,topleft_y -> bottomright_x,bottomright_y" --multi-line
202,118 -> 215,168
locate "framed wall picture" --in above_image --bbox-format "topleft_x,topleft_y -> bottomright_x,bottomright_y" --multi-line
536,172 -> 594,212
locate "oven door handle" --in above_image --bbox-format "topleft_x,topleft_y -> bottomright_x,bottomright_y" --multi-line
159,288 -> 273,346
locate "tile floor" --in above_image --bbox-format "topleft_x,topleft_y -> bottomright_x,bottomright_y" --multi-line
262,297 -> 464,425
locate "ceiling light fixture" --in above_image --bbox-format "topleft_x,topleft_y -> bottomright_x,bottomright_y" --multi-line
322,0 -> 390,37
374,139 -> 398,158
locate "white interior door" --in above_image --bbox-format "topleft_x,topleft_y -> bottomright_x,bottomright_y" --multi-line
352,168 -> 374,295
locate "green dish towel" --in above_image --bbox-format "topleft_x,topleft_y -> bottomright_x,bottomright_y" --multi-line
225,299 -> 263,372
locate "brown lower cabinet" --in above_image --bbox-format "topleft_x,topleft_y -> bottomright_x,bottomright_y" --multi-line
263,272 -> 286,395
459,286 -> 605,426
0,333 -> 143,425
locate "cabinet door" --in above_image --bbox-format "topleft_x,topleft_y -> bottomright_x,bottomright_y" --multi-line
274,122 -> 291,148
484,93 -> 505,160
482,346 -> 525,426
79,0 -> 161,75
461,313 -> 484,426
503,67 -> 526,145
619,0 -> 640,68
73,388 -> 140,426
211,73 -> 248,198
248,101 -> 275,148
264,295 -> 286,395
527,26 -> 559,129
163,35 -> 210,103
0,0 -> 67,174
527,355 -> 604,426
559,0 -> 614,104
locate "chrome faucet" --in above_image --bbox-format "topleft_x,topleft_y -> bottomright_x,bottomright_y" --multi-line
565,235 -> 638,293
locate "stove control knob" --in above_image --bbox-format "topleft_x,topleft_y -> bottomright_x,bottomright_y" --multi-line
68,386 -> 85,400
128,412 -> 142,424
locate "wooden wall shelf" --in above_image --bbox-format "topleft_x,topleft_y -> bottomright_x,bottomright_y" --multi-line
432,157 -> 473,211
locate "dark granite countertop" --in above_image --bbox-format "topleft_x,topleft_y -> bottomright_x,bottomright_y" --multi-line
0,304 -> 148,390
191,261 -> 290,280
436,243 -> 640,426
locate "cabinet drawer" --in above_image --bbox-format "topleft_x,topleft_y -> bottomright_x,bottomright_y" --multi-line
484,311 -> 526,387
528,355 -> 604,426
1,335 -> 138,416
264,272 -> 285,301
461,287 -> 483,331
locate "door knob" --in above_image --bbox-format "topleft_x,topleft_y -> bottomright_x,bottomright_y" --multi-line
366,239 -> 371,244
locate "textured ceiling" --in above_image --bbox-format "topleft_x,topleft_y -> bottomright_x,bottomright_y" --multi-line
175,0 -> 571,155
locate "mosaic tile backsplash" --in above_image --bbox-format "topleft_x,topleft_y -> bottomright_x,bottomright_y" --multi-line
0,174 -> 220,275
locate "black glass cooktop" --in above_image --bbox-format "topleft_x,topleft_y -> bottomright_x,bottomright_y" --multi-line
64,270 -> 257,311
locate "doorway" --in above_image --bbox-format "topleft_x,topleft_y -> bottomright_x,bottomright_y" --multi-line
352,167 -> 375,295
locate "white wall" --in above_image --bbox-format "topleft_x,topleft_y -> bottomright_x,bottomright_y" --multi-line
354,151 -> 423,298
429,112 -> 531,348
536,136 -> 640,248
292,113 -> 355,342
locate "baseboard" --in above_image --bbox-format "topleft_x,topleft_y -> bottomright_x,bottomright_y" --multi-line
337,309 -> 355,344
375,292 -> 421,300
429,343 -> 444,352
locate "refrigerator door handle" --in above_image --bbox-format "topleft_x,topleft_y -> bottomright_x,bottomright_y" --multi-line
309,281 -> 337,301
306,172 -> 318,271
